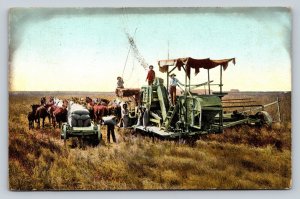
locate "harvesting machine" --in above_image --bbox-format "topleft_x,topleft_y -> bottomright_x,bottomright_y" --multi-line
122,57 -> 279,139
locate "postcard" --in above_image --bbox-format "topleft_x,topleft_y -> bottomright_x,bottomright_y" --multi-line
9,7 -> 291,190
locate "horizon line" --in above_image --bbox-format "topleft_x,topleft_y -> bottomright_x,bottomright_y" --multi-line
8,90 -> 292,93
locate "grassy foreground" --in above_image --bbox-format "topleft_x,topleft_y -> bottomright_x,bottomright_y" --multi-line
9,93 -> 291,190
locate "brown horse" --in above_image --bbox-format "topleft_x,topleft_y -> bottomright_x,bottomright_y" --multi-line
97,98 -> 110,106
86,97 -> 119,124
48,99 -> 68,128
107,105 -> 121,122
40,96 -> 46,105
85,97 -> 95,121
35,96 -> 57,128
86,96 -> 110,106
35,105 -> 51,128
52,107 -> 68,128
28,104 -> 40,129
93,104 -> 108,124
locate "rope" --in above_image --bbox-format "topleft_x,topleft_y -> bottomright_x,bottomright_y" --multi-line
121,7 -> 147,88
122,45 -> 132,78
122,28 -> 137,78
125,29 -> 148,70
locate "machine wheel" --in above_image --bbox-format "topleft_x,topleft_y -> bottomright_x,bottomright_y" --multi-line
92,130 -> 102,146
62,124 -> 67,143
255,111 -> 273,127
78,137 -> 84,148
97,130 -> 102,143
186,136 -> 197,147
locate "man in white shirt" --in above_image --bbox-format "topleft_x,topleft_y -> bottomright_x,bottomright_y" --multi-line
169,73 -> 182,106
121,103 -> 129,127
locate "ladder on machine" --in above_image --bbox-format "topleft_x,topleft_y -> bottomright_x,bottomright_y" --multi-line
162,104 -> 178,131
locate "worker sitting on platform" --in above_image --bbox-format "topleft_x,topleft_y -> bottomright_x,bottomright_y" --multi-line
115,76 -> 124,96
169,73 -> 183,106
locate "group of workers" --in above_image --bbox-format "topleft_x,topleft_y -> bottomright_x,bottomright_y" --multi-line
118,64 -> 181,105
106,64 -> 181,144
145,65 -> 181,106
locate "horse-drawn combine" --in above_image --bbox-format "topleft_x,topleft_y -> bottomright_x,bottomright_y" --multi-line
28,56 -> 280,143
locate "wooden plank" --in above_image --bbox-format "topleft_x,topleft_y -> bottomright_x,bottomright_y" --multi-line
223,105 -> 263,108
222,118 -> 249,128
202,107 -> 222,111
207,69 -> 211,94
263,101 -> 278,108
241,100 -> 278,113
222,101 -> 256,103
222,98 -> 252,101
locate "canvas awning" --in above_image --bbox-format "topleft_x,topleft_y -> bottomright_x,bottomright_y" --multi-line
158,57 -> 236,78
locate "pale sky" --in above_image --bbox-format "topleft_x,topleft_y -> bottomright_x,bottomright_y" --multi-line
9,8 -> 291,92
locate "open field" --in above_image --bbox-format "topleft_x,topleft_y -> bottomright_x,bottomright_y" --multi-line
9,92 -> 291,190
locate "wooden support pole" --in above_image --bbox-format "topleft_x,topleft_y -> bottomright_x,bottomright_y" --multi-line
219,109 -> 223,133
189,74 -> 191,93
167,70 -> 169,90
220,65 -> 223,94
208,69 -> 211,95
219,66 -> 223,131
277,97 -> 281,123
184,66 -> 188,132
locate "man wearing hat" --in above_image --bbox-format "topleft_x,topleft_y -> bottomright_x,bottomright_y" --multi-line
117,76 -> 124,88
115,76 -> 124,96
169,73 -> 182,106
146,65 -> 155,85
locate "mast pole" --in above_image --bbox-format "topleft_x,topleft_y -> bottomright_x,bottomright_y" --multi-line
184,66 -> 188,132
220,65 -> 223,94
208,69 -> 211,95
167,41 -> 170,90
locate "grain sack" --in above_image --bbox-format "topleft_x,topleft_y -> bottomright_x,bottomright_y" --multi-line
77,120 -> 83,127
80,114 -> 90,120
83,119 -> 91,127
68,117 -> 77,127
71,113 -> 80,120
68,102 -> 90,115
67,102 -> 90,127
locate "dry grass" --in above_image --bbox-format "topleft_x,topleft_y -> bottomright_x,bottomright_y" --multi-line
9,92 -> 291,190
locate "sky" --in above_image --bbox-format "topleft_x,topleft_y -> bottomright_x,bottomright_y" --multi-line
9,7 -> 291,92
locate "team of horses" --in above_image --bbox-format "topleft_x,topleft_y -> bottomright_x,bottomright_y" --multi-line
27,96 -> 122,130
